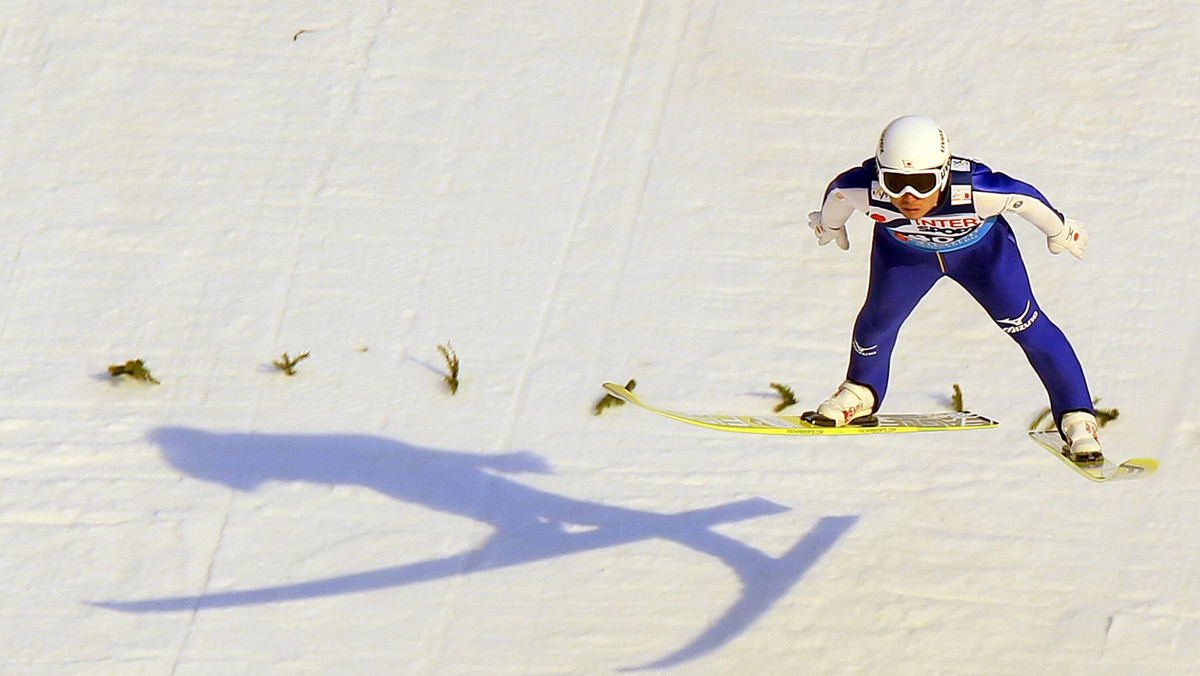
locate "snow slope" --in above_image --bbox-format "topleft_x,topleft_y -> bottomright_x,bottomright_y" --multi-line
2,1 -> 1199,674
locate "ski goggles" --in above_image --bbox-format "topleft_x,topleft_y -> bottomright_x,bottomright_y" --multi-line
878,165 -> 948,199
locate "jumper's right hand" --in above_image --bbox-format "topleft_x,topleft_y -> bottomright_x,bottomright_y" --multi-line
809,211 -> 849,250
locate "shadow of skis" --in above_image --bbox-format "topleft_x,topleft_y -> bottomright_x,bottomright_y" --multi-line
96,498 -> 799,612
95,428 -> 857,669
624,515 -> 858,671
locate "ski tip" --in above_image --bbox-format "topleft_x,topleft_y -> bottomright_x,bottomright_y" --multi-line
601,381 -> 636,403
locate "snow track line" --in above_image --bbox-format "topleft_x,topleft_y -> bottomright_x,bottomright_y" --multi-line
496,0 -> 703,448
171,15 -> 401,669
0,233 -> 27,347
169,491 -> 235,676
268,3 -> 393,348
494,0 -> 654,447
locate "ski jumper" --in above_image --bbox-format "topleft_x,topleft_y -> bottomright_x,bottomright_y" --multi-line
818,157 -> 1094,424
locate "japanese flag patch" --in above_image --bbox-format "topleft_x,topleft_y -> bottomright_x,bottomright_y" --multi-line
951,185 -> 972,205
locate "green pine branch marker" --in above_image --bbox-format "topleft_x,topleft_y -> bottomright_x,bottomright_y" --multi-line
769,382 -> 797,413
438,342 -> 459,394
107,359 -> 160,384
273,351 -> 310,376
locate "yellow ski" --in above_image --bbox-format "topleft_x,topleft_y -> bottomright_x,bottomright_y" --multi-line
601,382 -> 998,436
1028,430 -> 1157,482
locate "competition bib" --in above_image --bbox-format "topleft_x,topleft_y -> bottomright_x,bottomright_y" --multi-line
886,215 -> 997,252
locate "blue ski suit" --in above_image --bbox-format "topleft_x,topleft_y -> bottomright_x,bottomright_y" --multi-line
818,157 -> 1094,424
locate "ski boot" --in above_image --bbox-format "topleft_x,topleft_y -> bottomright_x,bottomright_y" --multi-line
1060,411 -> 1103,463
802,380 -> 878,427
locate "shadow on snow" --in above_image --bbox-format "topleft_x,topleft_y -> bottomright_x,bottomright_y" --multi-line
96,428 -> 857,670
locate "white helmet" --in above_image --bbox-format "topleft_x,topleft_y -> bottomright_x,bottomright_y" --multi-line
875,116 -> 951,198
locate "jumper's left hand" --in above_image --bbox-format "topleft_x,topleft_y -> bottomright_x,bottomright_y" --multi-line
1047,218 -> 1088,259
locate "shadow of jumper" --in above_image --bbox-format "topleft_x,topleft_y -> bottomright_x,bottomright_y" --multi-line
97,428 -> 857,670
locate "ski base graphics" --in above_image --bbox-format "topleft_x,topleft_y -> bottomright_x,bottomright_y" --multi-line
1028,430 -> 1157,482
601,383 -> 998,436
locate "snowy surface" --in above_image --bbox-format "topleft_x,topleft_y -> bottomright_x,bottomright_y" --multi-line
2,2 -> 1199,674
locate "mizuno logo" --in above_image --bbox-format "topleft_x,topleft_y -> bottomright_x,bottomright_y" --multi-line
853,340 -> 878,356
997,301 -> 1039,334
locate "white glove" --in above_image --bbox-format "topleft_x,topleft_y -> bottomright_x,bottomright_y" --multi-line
1047,218 -> 1088,259
808,211 -> 849,250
